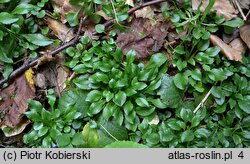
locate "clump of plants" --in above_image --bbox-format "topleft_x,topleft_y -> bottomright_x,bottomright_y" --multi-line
1,0 -> 248,148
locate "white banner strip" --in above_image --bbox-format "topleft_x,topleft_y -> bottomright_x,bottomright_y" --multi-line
0,148 -> 249,164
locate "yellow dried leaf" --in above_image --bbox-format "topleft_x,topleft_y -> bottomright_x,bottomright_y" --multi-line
25,68 -> 35,92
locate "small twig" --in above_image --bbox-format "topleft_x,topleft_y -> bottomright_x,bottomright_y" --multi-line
193,87 -> 212,113
234,0 -> 247,21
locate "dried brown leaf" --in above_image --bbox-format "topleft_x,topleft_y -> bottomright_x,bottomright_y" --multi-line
229,38 -> 247,53
0,74 -> 35,128
96,10 -> 112,20
210,34 -> 243,62
192,0 -> 237,20
125,0 -> 134,7
50,0 -> 80,24
135,6 -> 154,19
55,54 -> 70,94
240,23 -> 250,49
46,17 -> 74,42
1,119 -> 30,137
116,18 -> 170,59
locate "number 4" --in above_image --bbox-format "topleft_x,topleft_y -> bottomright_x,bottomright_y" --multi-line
238,151 -> 244,159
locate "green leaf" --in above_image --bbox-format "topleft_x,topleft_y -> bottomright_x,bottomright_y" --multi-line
0,47 -> 13,63
88,100 -> 106,115
214,104 -> 227,113
135,97 -> 150,107
103,90 -> 114,102
180,108 -> 192,123
174,45 -> 186,54
144,78 -> 161,93
105,141 -> 148,148
38,126 -> 49,137
113,48 -> 123,62
232,134 -> 242,145
194,128 -> 210,138
223,17 -> 244,28
167,119 -> 181,131
58,89 -> 90,116
123,101 -> 134,115
147,53 -> 167,68
66,11 -> 79,27
81,36 -> 90,44
95,24 -> 105,33
28,100 -> 43,112
197,39 -> 210,51
150,99 -> 167,109
41,108 -> 51,122
82,120 -> 128,148
22,34 -> 53,46
135,107 -> 155,117
56,134 -> 71,147
12,3 -> 37,14
33,122 -> 43,131
208,68 -> 228,82
190,115 -> 201,128
176,59 -> 187,71
146,133 -> 160,145
23,131 -> 38,144
242,131 -> 250,139
157,75 -> 183,108
126,49 -> 136,64
0,0 -> 10,3
86,90 -> 103,102
205,46 -> 220,57
72,133 -> 85,146
94,0 -> 103,4
238,97 -> 250,114
113,91 -> 126,107
42,136 -> 52,148
191,69 -> 202,81
103,103 -> 116,120
49,127 -> 62,139
0,12 -> 18,24
181,130 -> 194,143
133,82 -> 147,91
92,72 -> 109,83
174,73 -> 188,90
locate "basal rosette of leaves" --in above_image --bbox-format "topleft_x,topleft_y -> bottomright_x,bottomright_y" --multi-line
0,0 -> 53,79
23,89 -> 87,148
67,36 -> 170,133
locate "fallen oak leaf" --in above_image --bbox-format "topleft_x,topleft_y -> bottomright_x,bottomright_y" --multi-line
210,34 -> 243,62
